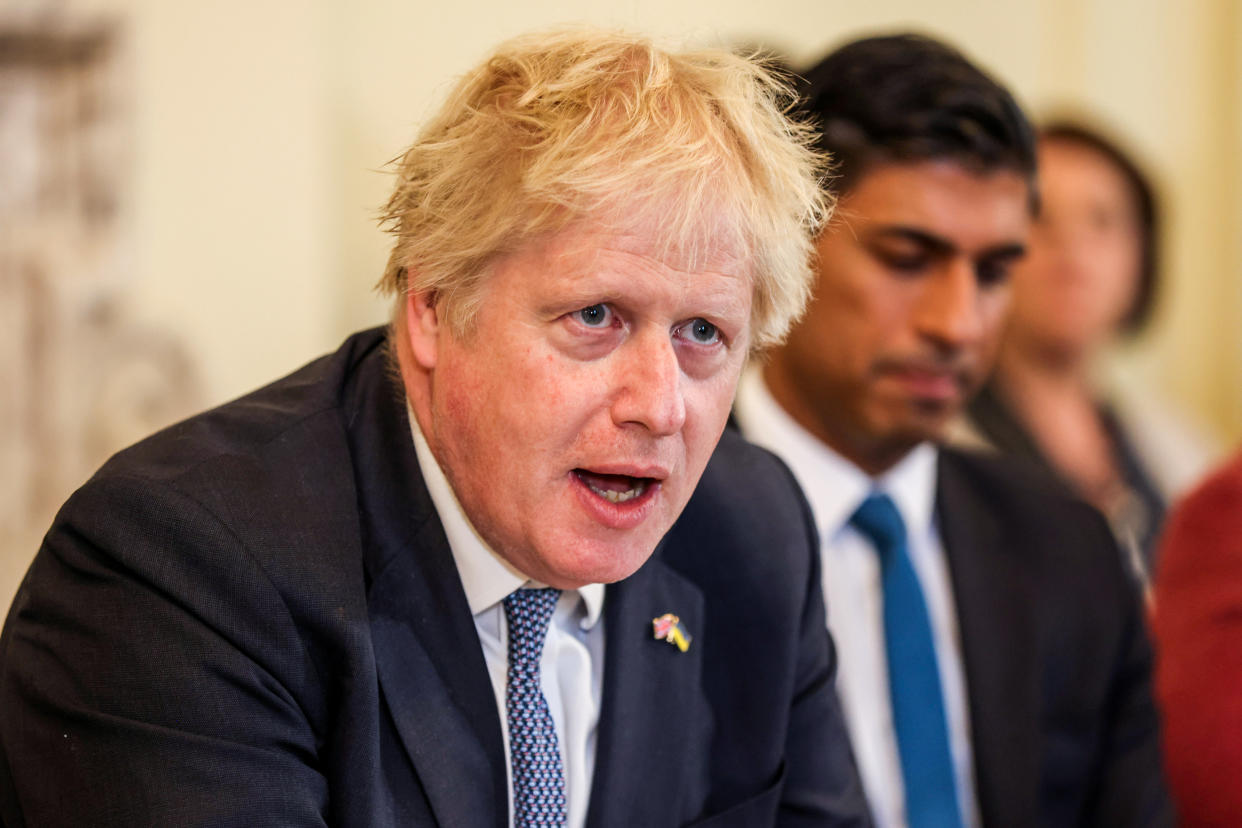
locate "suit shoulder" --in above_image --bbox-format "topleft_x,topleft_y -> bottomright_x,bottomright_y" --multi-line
1156,452 -> 1242,581
938,445 -> 1136,603
664,426 -> 817,585
37,330 -> 389,606
91,328 -> 388,489
939,444 -> 1106,527
693,426 -> 811,523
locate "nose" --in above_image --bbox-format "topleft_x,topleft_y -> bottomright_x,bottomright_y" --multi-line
610,330 -> 687,437
913,260 -> 985,353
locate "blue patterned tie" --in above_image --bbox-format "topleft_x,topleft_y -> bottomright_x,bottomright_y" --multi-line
503,587 -> 568,828
850,493 -> 964,828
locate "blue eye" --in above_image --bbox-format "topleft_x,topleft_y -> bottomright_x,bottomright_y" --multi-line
576,304 -> 611,327
680,318 -> 719,345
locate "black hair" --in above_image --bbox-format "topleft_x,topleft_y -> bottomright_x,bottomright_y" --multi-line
798,33 -> 1037,206
1040,121 -> 1159,333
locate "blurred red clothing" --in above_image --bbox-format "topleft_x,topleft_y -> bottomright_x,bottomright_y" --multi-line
1153,449 -> 1242,826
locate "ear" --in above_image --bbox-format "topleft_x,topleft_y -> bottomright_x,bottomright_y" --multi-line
404,290 -> 441,370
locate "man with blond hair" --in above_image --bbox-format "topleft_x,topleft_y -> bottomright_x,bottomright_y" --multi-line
0,29 -> 870,827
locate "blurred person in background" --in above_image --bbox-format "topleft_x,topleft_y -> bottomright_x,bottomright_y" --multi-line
1152,448 -> 1242,826
960,122 -> 1218,579
736,34 -> 1172,827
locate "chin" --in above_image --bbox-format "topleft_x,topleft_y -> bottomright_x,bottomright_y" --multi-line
910,395 -> 966,432
873,416 -> 949,458
870,400 -> 952,444
533,531 -> 662,588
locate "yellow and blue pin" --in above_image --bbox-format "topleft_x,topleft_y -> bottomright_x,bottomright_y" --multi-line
652,612 -> 691,653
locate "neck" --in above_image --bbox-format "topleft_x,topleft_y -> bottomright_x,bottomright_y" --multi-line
843,440 -> 917,478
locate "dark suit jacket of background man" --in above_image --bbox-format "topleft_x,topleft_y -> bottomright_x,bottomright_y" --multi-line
932,448 -> 1173,826
0,328 -> 870,828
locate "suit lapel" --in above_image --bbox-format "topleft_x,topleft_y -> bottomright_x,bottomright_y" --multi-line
937,451 -> 1040,827
586,549 -> 710,828
348,349 -> 507,828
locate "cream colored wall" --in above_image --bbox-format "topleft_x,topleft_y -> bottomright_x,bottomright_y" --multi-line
5,0 -> 1239,608
70,0 -> 339,404
67,0 -> 1242,436
1039,0 -> 1242,451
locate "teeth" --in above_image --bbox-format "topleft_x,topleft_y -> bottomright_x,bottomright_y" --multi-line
586,480 -> 646,503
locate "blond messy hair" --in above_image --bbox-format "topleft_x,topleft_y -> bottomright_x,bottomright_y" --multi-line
378,27 -> 830,350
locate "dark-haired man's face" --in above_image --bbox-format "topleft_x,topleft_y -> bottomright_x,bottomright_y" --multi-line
763,160 -> 1030,474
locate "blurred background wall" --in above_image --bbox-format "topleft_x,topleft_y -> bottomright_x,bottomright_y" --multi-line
3,0 -> 1239,609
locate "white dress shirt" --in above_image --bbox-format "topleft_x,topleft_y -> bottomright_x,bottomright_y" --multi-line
410,415 -> 605,828
735,369 -> 981,828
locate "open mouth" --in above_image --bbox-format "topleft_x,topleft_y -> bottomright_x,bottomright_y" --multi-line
573,469 -> 655,504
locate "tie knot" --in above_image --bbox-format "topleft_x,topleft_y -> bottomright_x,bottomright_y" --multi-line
849,492 -> 907,559
503,587 -> 561,656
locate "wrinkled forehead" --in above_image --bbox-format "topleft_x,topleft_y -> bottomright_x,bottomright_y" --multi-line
462,215 -> 754,346
580,193 -> 756,282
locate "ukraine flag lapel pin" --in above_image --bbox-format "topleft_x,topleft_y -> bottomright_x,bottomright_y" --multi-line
652,612 -> 692,653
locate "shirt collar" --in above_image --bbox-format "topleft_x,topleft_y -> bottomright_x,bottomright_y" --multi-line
734,366 -> 939,539
878,441 -> 938,539
408,407 -> 604,629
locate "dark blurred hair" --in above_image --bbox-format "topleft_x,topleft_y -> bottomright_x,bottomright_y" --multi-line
798,33 -> 1037,207
1041,121 -> 1159,333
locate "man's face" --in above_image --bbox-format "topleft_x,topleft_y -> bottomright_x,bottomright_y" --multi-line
764,160 -> 1031,474
403,224 -> 752,589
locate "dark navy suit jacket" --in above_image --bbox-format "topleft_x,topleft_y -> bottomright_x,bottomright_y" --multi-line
933,449 -> 1174,826
0,329 -> 870,827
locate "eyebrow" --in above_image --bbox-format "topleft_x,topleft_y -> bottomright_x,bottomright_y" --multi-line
868,225 -> 1027,261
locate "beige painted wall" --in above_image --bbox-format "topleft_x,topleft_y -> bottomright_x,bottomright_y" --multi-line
65,0 -> 1242,433
5,0 -> 1239,608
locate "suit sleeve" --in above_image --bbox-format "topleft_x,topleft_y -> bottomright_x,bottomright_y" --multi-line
0,474 -> 330,828
777,467 -> 873,828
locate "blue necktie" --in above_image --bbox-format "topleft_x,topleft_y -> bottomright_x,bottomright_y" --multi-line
503,587 -> 568,828
850,493 -> 964,828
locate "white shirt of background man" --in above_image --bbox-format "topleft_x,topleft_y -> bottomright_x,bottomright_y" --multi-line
735,369 -> 981,828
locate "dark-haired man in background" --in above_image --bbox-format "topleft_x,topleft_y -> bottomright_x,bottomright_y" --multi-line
735,34 -> 1172,827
